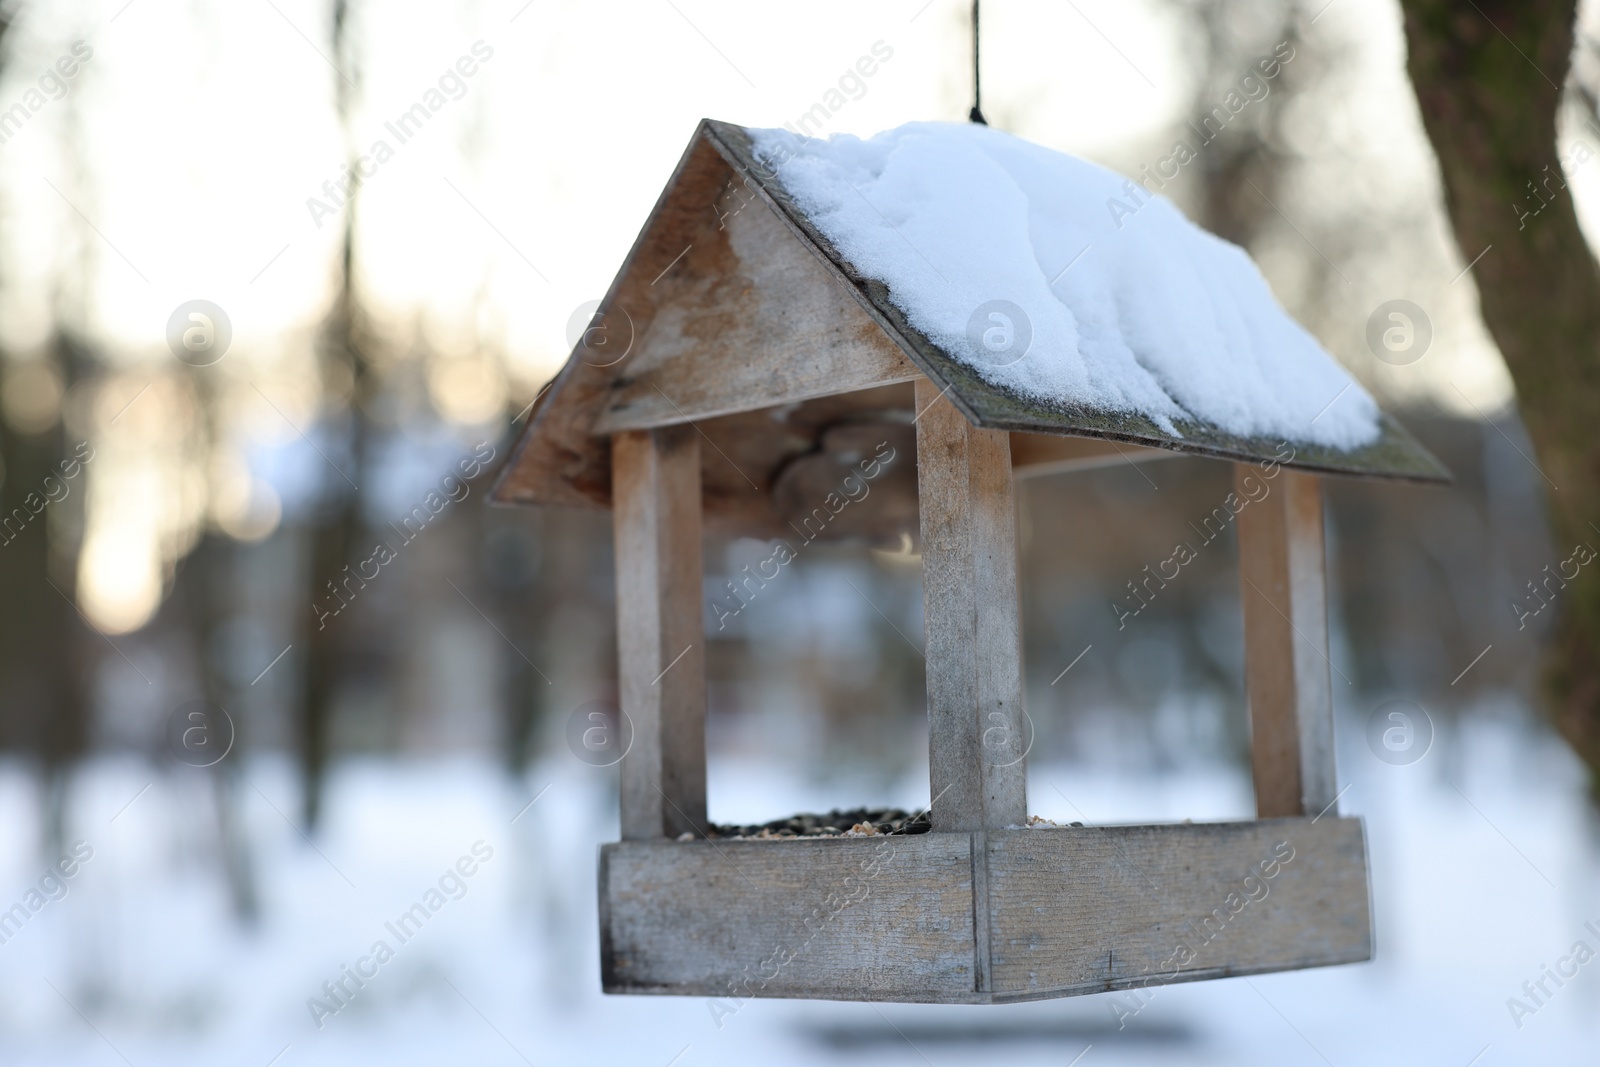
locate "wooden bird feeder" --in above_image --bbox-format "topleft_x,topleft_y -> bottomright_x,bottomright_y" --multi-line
492,120 -> 1449,1004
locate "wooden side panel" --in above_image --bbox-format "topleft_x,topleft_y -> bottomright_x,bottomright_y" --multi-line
598,820 -> 1372,1004
1235,467 -> 1338,819
612,427 -> 707,840
915,380 -> 1028,833
985,818 -> 1372,1001
593,197 -> 920,434
600,835 -> 979,1001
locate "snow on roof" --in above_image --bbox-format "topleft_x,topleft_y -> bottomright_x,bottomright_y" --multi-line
748,122 -> 1380,452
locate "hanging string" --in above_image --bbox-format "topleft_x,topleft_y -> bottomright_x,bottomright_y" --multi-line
969,0 -> 987,124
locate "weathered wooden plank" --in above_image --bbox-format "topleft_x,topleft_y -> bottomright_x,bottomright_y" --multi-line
1009,432 -> 1177,480
592,196 -> 920,434
612,426 -> 707,839
985,817 -> 1372,1001
915,379 -> 1028,832
600,834 -> 978,1001
1235,467 -> 1338,819
598,818 -> 1372,1004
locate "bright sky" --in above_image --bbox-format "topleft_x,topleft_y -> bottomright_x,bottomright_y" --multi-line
0,0 -> 1186,377
0,0 -> 1583,631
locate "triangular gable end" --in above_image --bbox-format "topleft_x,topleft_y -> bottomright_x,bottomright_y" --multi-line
490,120 -> 923,516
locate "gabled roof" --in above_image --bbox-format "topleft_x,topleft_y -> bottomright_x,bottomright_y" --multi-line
491,119 -> 1447,519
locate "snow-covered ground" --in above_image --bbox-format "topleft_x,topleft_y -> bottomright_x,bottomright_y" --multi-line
1,706 -> 1596,1066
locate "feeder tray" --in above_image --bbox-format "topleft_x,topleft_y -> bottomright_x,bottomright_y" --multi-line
704,808 -> 933,839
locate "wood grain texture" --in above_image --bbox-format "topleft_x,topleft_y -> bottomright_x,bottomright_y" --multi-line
601,834 -> 978,1001
1235,467 -> 1338,819
984,817 -> 1372,1001
612,427 -> 707,839
486,122 -> 920,534
483,120 -> 918,541
597,818 -> 1371,1003
593,195 -> 920,434
915,379 -> 1028,832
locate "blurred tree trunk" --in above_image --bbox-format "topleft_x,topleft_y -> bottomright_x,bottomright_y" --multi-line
0,335 -> 92,854
1183,0 -> 1301,249
301,236 -> 369,829
2,15 -> 107,852
182,535 -> 259,923
300,0 -> 373,828
179,366 -> 258,923
484,511 -> 546,773
0,0 -> 74,844
1399,1 -> 1600,777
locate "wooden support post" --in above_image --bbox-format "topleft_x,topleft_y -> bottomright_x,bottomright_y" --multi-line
1235,466 -> 1337,819
612,426 -> 707,840
915,379 -> 1028,833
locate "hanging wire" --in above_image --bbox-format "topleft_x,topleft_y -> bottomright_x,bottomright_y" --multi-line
969,0 -> 987,124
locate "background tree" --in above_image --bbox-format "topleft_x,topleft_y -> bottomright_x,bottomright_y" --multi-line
0,5 -> 99,857
300,0 -> 377,829
1399,0 -> 1600,778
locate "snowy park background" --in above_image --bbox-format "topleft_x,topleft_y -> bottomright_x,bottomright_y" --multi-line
4,728 -> 1599,1065
2,0 -> 1600,1063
